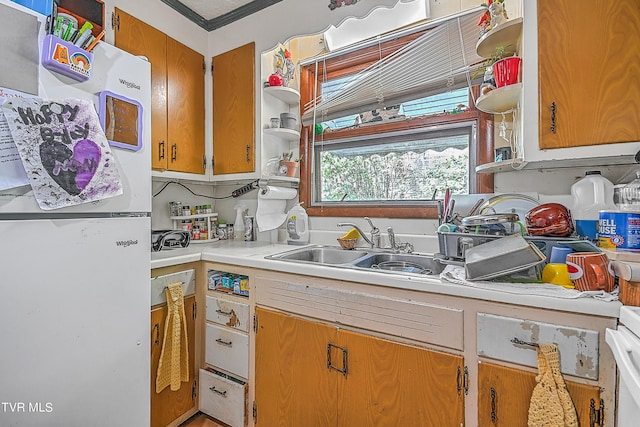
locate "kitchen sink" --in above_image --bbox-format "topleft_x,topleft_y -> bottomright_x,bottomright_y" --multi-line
266,245 -> 370,265
266,245 -> 444,276
353,253 -> 445,275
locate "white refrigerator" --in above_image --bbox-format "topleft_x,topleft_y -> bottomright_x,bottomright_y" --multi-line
0,2 -> 151,426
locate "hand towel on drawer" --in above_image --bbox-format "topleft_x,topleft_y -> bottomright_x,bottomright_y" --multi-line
156,283 -> 189,392
528,343 -> 578,427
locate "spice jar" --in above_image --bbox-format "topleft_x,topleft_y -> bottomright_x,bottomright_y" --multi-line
218,222 -> 228,240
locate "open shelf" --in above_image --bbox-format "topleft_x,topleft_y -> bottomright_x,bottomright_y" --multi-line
475,83 -> 522,114
264,127 -> 301,141
264,86 -> 300,105
476,17 -> 523,58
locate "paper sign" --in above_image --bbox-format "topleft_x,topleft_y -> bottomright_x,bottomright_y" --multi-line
0,88 -> 32,191
0,97 -> 123,210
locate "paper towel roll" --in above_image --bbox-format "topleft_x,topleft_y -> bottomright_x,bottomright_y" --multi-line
256,186 -> 298,232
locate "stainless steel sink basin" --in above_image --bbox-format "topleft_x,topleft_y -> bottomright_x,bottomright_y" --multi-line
353,253 -> 445,275
266,245 -> 370,265
266,245 -> 443,276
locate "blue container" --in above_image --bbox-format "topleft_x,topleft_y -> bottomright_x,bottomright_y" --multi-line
11,0 -> 54,16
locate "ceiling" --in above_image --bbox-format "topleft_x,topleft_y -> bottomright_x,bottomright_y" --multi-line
160,0 -> 283,31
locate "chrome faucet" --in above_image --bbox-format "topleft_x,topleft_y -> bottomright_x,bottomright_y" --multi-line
386,227 -> 414,253
337,217 -> 380,248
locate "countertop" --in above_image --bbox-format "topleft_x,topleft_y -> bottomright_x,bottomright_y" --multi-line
151,240 -> 622,318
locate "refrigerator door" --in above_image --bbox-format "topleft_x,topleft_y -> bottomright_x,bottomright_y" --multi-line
0,217 -> 150,426
0,5 -> 151,215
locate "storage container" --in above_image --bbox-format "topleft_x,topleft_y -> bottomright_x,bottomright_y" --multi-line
570,170 -> 616,240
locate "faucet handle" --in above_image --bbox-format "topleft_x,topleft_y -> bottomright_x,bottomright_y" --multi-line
364,217 -> 379,232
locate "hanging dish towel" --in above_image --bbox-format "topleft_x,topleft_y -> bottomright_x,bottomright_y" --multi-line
528,343 -> 579,427
156,283 -> 189,393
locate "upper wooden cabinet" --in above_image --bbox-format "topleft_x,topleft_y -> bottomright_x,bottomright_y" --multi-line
538,0 -> 640,150
212,42 -> 256,175
114,9 -> 205,174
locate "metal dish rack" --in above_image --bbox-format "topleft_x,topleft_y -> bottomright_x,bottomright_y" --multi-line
436,231 -> 580,265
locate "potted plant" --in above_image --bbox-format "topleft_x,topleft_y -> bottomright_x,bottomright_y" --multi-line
475,45 -> 520,94
279,152 -> 302,177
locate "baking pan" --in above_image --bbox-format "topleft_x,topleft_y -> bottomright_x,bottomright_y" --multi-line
464,234 -> 546,281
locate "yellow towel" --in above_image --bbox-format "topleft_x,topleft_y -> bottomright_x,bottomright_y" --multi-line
528,343 -> 578,427
156,283 -> 189,393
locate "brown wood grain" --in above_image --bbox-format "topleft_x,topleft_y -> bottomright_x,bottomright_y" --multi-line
538,0 -> 640,149
254,307 -> 337,427
114,8 -> 168,171
167,38 -> 205,174
212,43 -> 256,175
151,296 -> 198,427
337,329 -> 464,427
478,361 -> 600,427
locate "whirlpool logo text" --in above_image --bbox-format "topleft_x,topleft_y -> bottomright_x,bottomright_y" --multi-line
116,239 -> 138,247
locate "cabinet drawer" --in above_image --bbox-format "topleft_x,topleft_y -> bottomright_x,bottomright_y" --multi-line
150,269 -> 195,307
199,368 -> 246,427
205,323 -> 249,378
205,295 -> 250,332
255,275 -> 464,350
477,313 -> 599,380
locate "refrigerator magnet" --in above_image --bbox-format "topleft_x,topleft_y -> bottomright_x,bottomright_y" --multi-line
98,91 -> 143,151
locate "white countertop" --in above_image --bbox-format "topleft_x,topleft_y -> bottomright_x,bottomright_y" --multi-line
151,240 -> 622,318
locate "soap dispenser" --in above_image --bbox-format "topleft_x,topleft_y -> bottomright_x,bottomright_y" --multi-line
286,203 -> 309,245
233,204 -> 246,241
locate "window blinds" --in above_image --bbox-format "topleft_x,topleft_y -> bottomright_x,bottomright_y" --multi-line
301,6 -> 487,126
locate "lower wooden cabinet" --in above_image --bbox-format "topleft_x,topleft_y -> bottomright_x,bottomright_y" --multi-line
477,362 -> 601,427
254,306 -> 465,427
150,295 -> 197,427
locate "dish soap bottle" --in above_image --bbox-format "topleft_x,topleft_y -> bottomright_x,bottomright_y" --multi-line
286,203 -> 309,245
234,204 -> 246,241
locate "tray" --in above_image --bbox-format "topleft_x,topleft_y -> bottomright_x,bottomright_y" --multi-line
464,234 -> 547,281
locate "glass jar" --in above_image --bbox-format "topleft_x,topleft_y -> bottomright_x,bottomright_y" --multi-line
218,223 -> 228,240
169,201 -> 182,217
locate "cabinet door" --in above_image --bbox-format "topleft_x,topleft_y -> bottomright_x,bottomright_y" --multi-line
113,8 -> 168,171
538,0 -> 640,149
254,307 -> 337,426
167,38 -> 205,174
478,362 -> 600,427
212,42 -> 255,175
150,295 -> 197,427
337,329 -> 465,427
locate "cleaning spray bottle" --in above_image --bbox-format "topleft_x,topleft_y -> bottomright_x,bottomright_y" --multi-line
286,203 -> 309,245
233,204 -> 246,241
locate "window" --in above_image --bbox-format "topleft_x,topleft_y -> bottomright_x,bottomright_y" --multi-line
298,8 -> 494,218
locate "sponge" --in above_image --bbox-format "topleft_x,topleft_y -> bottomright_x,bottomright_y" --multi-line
340,228 -> 361,239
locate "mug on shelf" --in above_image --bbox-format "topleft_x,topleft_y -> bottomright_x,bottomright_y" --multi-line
566,252 -> 614,292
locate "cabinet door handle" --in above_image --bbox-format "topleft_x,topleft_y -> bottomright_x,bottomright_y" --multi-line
215,338 -> 233,347
159,141 -> 165,160
153,323 -> 160,345
327,342 -> 348,377
216,309 -> 233,316
246,145 -> 251,163
490,387 -> 497,424
457,365 -> 462,395
550,102 -> 557,134
209,386 -> 227,397
171,143 -> 177,161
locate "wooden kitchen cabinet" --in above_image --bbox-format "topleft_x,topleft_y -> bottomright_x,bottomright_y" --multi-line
478,362 -> 601,427
212,42 -> 255,175
537,0 -> 640,150
114,8 -> 205,174
254,307 -> 465,427
151,295 -> 198,427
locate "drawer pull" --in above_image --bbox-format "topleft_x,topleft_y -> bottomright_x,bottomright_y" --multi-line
490,387 -> 497,424
209,386 -> 227,397
153,323 -> 160,345
215,338 -> 233,347
216,309 -> 233,317
511,337 -> 540,348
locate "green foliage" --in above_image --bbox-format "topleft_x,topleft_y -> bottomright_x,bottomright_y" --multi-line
320,150 -> 468,201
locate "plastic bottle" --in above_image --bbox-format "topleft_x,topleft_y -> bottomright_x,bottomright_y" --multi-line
233,205 -> 246,241
286,203 -> 309,245
570,171 -> 616,240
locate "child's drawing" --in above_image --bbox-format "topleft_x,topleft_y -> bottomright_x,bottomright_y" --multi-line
0,98 -> 122,209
